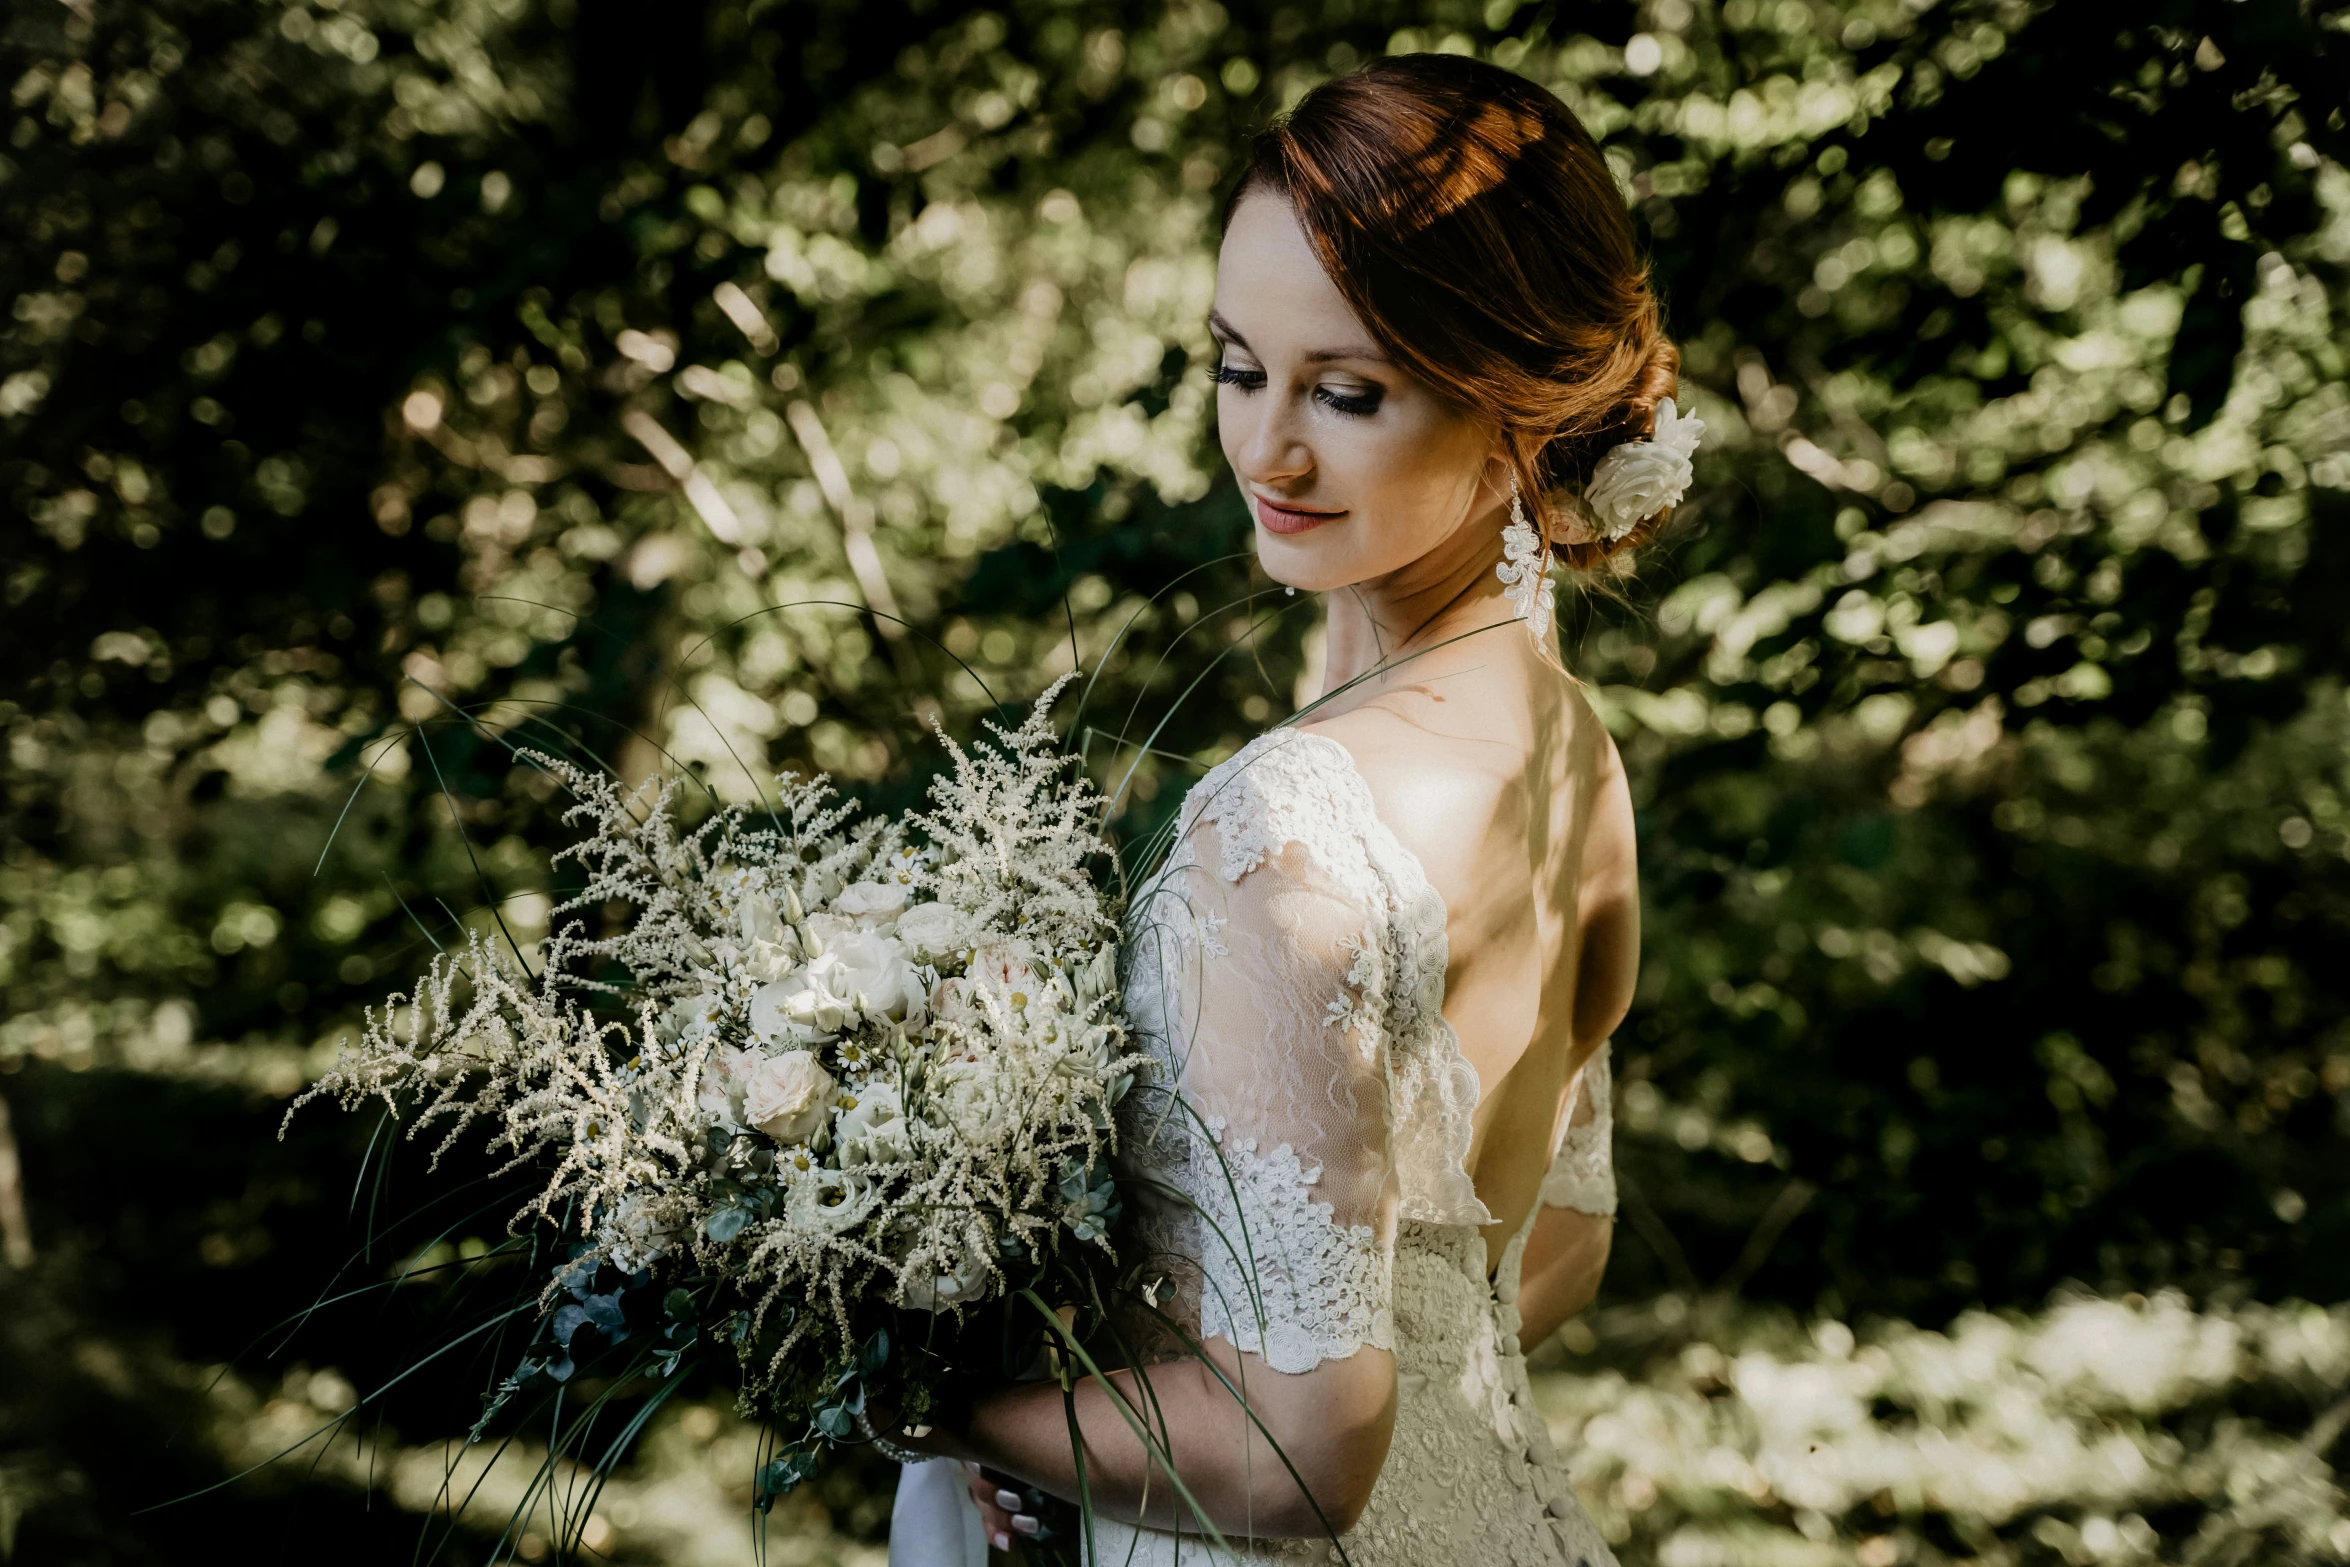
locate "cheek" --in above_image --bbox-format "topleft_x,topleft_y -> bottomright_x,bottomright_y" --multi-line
1354,417 -> 1485,537
1215,387 -> 1246,464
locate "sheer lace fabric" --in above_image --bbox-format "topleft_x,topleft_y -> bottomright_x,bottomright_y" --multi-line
1106,731 -> 1618,1566
1541,1041 -> 1619,1218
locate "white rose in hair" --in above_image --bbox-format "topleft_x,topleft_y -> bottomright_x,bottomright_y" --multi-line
1582,396 -> 1705,540
834,1081 -> 913,1165
833,880 -> 911,926
824,930 -> 925,1021
894,900 -> 972,963
744,1049 -> 836,1144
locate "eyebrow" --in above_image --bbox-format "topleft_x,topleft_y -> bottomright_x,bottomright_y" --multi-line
1208,311 -> 1390,366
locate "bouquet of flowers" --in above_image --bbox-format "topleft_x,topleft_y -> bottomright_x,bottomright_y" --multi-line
292,679 -> 1150,1500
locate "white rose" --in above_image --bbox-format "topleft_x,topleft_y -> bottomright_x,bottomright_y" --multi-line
825,930 -> 925,1021
801,1168 -> 881,1234
750,959 -> 852,1040
834,1081 -> 913,1166
833,880 -> 911,927
894,900 -> 972,964
743,1049 -> 836,1144
734,895 -> 801,984
738,891 -> 787,948
898,1226 -> 993,1312
696,1044 -> 756,1130
659,990 -> 725,1049
931,1056 -> 1007,1144
743,937 -> 797,984
929,975 -> 976,1024
1582,397 -> 1704,540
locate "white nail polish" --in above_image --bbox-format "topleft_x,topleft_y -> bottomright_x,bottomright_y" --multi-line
993,1531 -> 1011,1551
995,1488 -> 1023,1510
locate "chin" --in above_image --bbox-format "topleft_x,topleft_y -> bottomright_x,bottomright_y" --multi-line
1254,528 -> 1365,595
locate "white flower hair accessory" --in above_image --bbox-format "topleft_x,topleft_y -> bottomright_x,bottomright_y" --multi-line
1582,396 -> 1705,542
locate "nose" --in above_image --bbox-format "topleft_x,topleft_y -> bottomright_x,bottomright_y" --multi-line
1227,396 -> 1312,492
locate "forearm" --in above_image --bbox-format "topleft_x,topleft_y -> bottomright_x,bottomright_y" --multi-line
937,1339 -> 1396,1538
1515,1205 -> 1611,1349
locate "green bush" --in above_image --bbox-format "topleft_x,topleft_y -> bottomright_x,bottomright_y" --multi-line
3,0 -> 2345,1558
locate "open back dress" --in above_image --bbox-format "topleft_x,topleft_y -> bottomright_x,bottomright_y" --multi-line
1095,726 -> 1620,1565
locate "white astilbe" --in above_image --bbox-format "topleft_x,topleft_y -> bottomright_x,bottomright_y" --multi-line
292,680 -> 1149,1403
289,930 -> 699,1236
911,673 -> 1117,953
540,766 -> 892,1000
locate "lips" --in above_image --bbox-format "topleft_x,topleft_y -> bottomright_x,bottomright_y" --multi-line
1251,493 -> 1343,535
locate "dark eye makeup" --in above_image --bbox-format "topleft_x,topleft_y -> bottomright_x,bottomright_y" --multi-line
1209,359 -> 1383,417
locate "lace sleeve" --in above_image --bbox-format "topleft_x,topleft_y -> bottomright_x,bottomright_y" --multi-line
1539,1040 -> 1617,1218
1122,819 -> 1398,1376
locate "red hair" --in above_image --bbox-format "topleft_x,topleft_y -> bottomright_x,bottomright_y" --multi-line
1229,54 -> 1680,566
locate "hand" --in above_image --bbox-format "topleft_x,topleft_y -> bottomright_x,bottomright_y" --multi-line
963,1462 -> 1043,1554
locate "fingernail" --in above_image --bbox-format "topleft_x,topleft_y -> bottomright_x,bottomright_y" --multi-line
992,1531 -> 1011,1551
906,1424 -> 931,1437
1012,1514 -> 1041,1535
995,1489 -> 1023,1511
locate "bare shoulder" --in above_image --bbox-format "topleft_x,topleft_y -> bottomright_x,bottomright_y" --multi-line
1296,671 -> 1629,894
1295,689 -> 1520,894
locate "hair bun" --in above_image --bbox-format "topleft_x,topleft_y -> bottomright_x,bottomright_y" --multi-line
1626,338 -> 1682,433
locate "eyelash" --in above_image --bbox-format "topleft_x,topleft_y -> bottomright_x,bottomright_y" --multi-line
1209,362 -> 1383,418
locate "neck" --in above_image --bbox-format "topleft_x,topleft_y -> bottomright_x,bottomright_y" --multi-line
1317,497 -> 1524,699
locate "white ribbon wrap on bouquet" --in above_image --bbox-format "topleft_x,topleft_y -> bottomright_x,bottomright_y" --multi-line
888,1459 -> 989,1567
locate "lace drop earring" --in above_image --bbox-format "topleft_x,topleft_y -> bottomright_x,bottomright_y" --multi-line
1495,473 -> 1556,651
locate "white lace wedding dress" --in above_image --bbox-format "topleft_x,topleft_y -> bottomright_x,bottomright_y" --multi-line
892,728 -> 1619,1566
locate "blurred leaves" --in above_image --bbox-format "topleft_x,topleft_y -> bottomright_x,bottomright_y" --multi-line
3,0 -> 2349,1557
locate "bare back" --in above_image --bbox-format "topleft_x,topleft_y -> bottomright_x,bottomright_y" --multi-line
1301,617 -> 1638,1266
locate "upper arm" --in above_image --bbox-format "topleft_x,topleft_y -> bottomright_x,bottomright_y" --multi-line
1570,732 -> 1639,1055
1120,813 -> 1403,1518
1124,811 -> 1400,1376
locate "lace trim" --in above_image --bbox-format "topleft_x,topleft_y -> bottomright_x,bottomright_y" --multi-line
1192,1132 -> 1394,1375
1540,1041 -> 1617,1217
1186,731 -> 1491,1228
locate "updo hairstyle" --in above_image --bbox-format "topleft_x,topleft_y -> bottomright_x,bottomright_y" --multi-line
1227,54 -> 1680,568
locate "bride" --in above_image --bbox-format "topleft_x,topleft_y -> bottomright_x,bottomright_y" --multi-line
895,51 -> 1692,1563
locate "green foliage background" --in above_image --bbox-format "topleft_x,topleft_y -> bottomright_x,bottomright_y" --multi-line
2,0 -> 2347,1561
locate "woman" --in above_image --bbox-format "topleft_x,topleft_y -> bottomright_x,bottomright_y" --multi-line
897,52 -> 1688,1562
